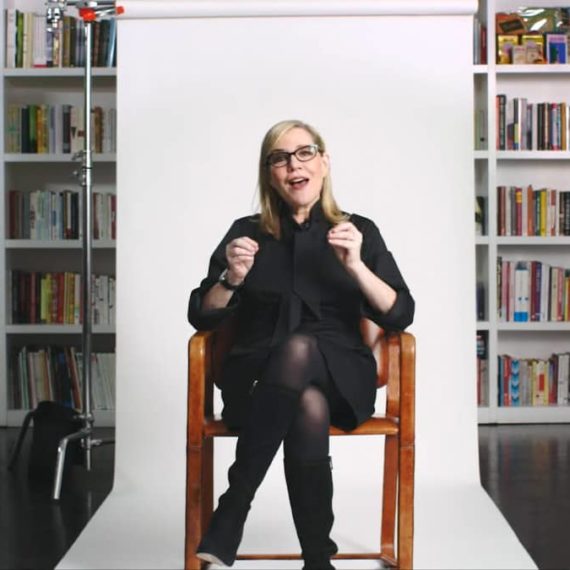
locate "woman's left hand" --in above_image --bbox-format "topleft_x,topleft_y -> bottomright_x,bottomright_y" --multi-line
327,221 -> 363,270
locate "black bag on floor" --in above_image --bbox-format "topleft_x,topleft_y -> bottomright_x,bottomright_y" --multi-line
28,401 -> 84,481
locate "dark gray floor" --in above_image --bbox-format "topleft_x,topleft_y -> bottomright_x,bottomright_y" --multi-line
1,424 -> 569,570
0,426 -> 114,570
478,424 -> 570,570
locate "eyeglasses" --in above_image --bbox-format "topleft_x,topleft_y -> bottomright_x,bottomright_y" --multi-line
265,144 -> 321,168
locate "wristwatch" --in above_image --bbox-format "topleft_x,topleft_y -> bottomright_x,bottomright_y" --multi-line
218,268 -> 244,291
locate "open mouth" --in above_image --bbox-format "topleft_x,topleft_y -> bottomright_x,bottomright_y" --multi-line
288,177 -> 309,189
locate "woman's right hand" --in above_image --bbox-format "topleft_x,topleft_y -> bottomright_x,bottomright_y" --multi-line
225,237 -> 259,284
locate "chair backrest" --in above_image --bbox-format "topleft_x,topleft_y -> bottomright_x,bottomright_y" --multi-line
360,318 -> 389,388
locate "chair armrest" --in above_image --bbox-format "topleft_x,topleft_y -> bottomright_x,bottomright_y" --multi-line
187,330 -> 216,448
187,319 -> 237,447
399,331 -> 416,447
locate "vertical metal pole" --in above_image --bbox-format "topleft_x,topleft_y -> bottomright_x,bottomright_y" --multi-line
82,18 -> 94,472
51,1 -> 118,501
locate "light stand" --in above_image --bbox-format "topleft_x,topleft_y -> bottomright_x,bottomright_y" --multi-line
46,0 -> 122,500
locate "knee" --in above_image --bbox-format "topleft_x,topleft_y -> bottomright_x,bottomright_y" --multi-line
297,386 -> 330,427
279,333 -> 319,367
264,333 -> 322,392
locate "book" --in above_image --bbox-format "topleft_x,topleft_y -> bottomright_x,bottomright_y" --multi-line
476,333 -> 488,406
10,270 -> 115,325
4,9 -> 116,69
475,108 -> 487,149
5,9 -> 17,68
510,358 -> 521,406
475,196 -> 486,235
32,12 -> 47,67
521,34 -> 545,64
546,33 -> 568,64
476,282 -> 485,320
532,360 -> 544,406
496,94 -> 507,149
9,344 -> 116,411
15,10 -> 23,68
514,262 -> 529,322
512,45 -> 527,64
558,353 -> 570,405
496,13 -> 526,35
497,34 -> 519,64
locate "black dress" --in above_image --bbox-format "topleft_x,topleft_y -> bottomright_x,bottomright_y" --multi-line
188,202 -> 414,430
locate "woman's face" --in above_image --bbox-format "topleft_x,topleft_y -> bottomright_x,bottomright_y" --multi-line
267,127 -> 329,217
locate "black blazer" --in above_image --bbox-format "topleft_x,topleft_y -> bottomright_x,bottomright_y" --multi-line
188,202 -> 414,429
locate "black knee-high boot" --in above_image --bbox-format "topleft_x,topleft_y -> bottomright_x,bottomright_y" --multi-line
197,383 -> 301,567
284,456 -> 337,570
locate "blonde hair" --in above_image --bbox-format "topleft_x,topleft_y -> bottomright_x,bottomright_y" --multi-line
257,119 -> 347,238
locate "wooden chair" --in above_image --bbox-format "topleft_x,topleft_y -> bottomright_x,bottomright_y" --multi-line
185,319 -> 416,569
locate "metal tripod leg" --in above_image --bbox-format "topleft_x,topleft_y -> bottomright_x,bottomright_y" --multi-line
53,427 -> 91,500
52,421 -> 115,500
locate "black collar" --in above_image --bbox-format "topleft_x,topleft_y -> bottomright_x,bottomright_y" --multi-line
281,199 -> 325,237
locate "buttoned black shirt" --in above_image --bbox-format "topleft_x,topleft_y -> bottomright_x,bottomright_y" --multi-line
188,202 -> 414,428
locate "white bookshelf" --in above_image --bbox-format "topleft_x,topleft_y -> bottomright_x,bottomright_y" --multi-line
6,239 -> 116,249
475,0 -> 570,424
4,67 -> 116,77
0,0 -> 117,427
4,153 -> 116,162
496,151 -> 570,160
496,64 -> 570,75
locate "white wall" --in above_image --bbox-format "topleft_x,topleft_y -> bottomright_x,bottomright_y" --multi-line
58,2 -> 536,569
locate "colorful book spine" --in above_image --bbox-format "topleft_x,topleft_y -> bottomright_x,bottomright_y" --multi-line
10,270 -> 116,325
496,95 -> 570,151
6,103 -> 117,155
9,346 -> 115,410
497,258 -> 570,322
496,185 -> 570,237
499,353 -> 570,407
3,9 -> 117,68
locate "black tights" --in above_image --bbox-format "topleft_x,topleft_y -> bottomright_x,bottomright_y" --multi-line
262,333 -> 344,462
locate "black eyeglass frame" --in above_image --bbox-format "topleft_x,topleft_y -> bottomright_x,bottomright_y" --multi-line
265,144 -> 322,167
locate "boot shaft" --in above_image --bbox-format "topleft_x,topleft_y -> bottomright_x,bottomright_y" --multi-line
284,456 -> 337,569
234,382 -> 302,491
197,382 -> 302,567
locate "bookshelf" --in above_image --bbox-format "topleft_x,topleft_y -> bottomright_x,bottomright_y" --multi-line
0,0 -> 117,427
474,0 -> 570,423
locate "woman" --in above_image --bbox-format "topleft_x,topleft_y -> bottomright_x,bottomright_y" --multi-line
188,119 -> 414,569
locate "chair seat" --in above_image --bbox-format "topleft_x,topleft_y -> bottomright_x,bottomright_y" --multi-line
203,415 -> 399,438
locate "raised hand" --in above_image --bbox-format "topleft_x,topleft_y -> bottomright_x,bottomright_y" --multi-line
327,222 -> 363,270
225,237 -> 259,283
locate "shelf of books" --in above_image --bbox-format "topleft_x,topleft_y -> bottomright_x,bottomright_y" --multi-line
0,1 -> 117,427
474,0 -> 570,424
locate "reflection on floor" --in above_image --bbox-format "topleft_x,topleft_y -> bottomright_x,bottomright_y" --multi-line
479,424 -> 570,570
1,424 -> 569,569
0,427 -> 114,570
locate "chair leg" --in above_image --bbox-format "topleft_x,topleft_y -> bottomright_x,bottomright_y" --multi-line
185,443 -> 205,570
381,435 -> 398,561
8,408 -> 36,470
201,439 -> 214,536
397,444 -> 415,570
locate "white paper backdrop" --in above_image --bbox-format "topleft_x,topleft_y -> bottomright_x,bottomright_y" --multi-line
57,2 -> 536,568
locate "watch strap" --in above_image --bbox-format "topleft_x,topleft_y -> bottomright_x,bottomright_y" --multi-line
218,268 -> 243,291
